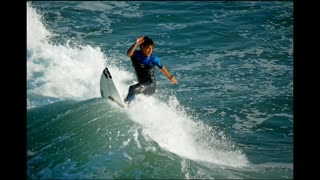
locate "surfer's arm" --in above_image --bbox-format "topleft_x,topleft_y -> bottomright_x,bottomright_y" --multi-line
127,36 -> 144,57
127,43 -> 138,57
160,66 -> 177,84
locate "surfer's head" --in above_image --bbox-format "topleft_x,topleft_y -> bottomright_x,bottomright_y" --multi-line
140,36 -> 154,57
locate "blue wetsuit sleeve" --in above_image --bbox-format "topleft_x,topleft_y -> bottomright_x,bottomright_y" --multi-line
152,56 -> 163,69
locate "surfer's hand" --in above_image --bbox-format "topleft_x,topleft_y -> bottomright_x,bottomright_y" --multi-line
169,76 -> 177,84
136,36 -> 145,45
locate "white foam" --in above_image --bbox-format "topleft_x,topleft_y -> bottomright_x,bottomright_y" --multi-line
127,95 -> 249,167
27,3 -> 107,102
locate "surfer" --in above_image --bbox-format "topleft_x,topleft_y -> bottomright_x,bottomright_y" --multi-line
124,35 -> 177,104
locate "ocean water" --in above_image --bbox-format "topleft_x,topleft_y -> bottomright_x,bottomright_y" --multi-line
27,1 -> 293,179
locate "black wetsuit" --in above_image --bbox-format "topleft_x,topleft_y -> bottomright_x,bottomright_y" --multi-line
125,50 -> 163,103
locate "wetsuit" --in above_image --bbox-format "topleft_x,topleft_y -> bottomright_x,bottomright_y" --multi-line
125,50 -> 163,103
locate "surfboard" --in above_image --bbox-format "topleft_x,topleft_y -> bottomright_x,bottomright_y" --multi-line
100,67 -> 127,108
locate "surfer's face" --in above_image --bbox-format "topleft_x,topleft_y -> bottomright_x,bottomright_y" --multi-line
141,44 -> 153,57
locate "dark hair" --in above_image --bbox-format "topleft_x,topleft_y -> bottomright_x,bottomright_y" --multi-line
141,36 -> 154,48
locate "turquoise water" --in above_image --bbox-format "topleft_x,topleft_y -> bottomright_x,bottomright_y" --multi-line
27,1 -> 293,179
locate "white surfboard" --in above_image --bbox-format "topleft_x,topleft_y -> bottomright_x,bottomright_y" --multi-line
100,67 -> 127,108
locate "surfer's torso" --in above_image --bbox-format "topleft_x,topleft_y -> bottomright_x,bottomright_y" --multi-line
130,50 -> 163,83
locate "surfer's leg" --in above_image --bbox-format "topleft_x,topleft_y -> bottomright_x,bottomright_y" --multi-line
141,82 -> 156,96
124,82 -> 156,104
124,83 -> 143,104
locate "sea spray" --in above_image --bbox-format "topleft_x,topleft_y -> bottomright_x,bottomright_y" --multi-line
28,2 -> 108,106
126,95 -> 248,167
